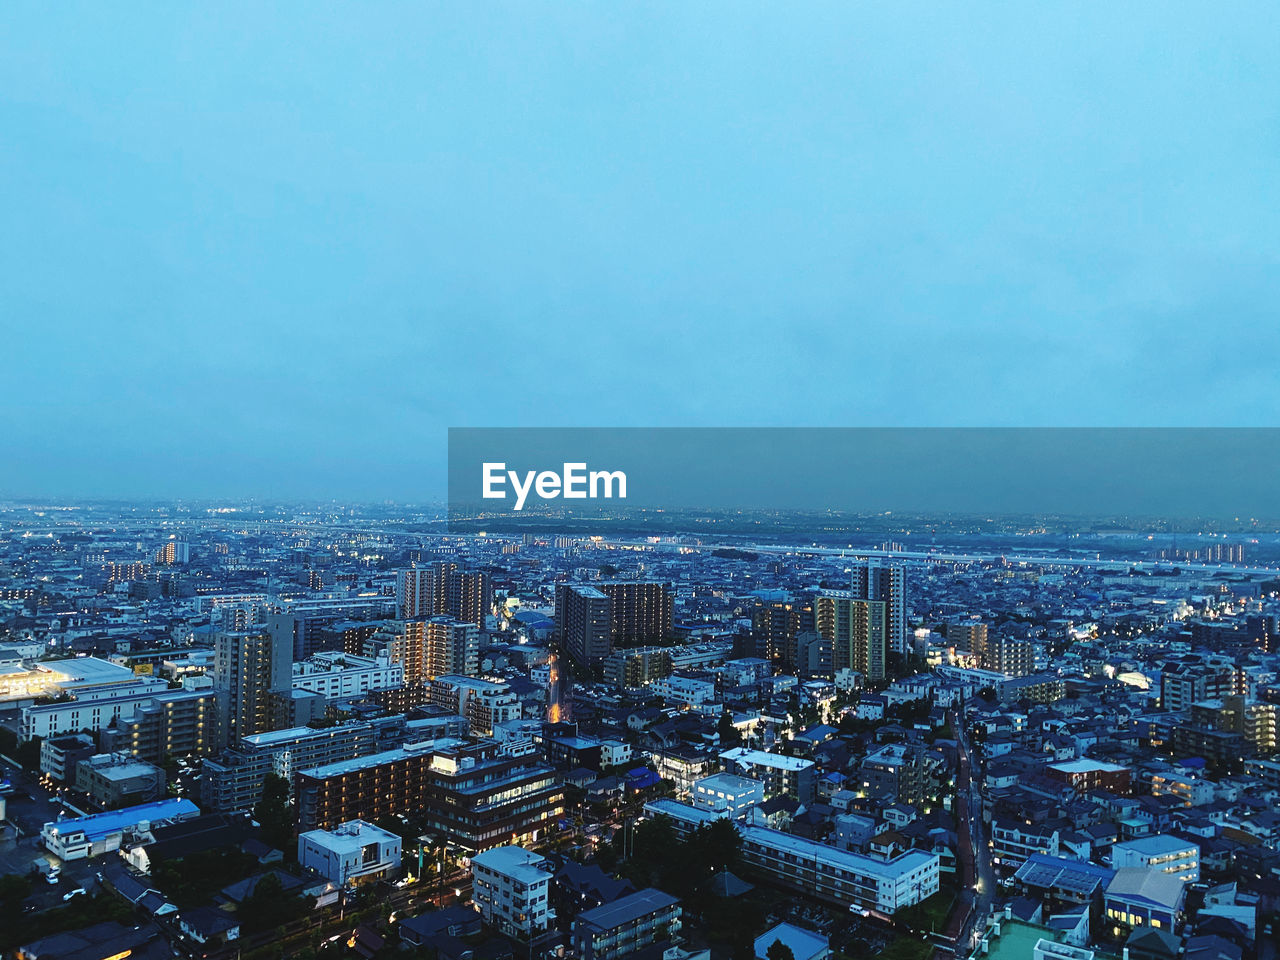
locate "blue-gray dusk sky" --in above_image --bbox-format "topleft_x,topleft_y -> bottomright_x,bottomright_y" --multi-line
2,4 -> 1279,502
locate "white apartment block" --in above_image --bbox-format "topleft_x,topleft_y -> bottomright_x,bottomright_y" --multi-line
292,652 -> 404,699
691,773 -> 765,817
1111,834 -> 1200,882
470,845 -> 555,936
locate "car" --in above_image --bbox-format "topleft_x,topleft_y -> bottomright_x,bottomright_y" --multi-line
46,873 -> 60,885
62,887 -> 87,901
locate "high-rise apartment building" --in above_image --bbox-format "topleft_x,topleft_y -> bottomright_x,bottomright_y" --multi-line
556,585 -> 613,664
213,628 -> 292,740
983,637 -> 1034,677
816,594 -> 888,682
1161,656 -> 1246,712
555,582 -> 673,665
750,598 -> 815,670
365,616 -> 479,684
947,621 -> 988,656
849,563 -> 908,655
397,563 -> 493,628
426,616 -> 481,679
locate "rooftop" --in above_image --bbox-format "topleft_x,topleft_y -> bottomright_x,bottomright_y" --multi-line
576,888 -> 679,931
720,747 -> 814,772
43,798 -> 199,841
471,845 -> 552,885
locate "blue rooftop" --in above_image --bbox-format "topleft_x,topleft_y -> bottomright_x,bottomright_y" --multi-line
44,798 -> 199,841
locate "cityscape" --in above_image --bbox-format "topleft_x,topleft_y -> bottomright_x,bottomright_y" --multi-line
5,4 -> 1278,960
1,500 -> 1279,960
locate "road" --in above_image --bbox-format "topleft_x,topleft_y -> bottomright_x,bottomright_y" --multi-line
945,707 -> 994,957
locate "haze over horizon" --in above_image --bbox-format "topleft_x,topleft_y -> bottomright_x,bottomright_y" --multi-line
4,4 -> 1280,500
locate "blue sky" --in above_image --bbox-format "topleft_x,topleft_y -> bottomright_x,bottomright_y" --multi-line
2,4 -> 1278,500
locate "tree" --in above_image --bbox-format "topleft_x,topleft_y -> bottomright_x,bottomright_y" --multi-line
254,773 -> 295,854
767,939 -> 795,960
717,711 -> 742,747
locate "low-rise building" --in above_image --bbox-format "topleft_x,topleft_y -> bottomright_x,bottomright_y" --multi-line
691,773 -> 765,817
470,845 -> 555,936
648,800 -> 939,915
719,747 -> 816,802
74,752 -> 165,807
41,798 -> 200,860
1104,868 -> 1186,936
1111,835 -> 1199,883
298,819 -> 401,886
573,888 -> 682,960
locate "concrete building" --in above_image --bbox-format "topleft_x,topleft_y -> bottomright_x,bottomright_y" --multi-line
719,747 -> 816,802
428,675 -> 520,736
74,753 -> 165,807
291,651 -> 403,699
691,773 -> 765,817
295,739 -> 563,851
298,819 -> 402,886
470,845 -> 555,936
1111,835 -> 1200,883
648,800 -> 939,915
213,629 -> 292,740
39,733 -> 96,783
